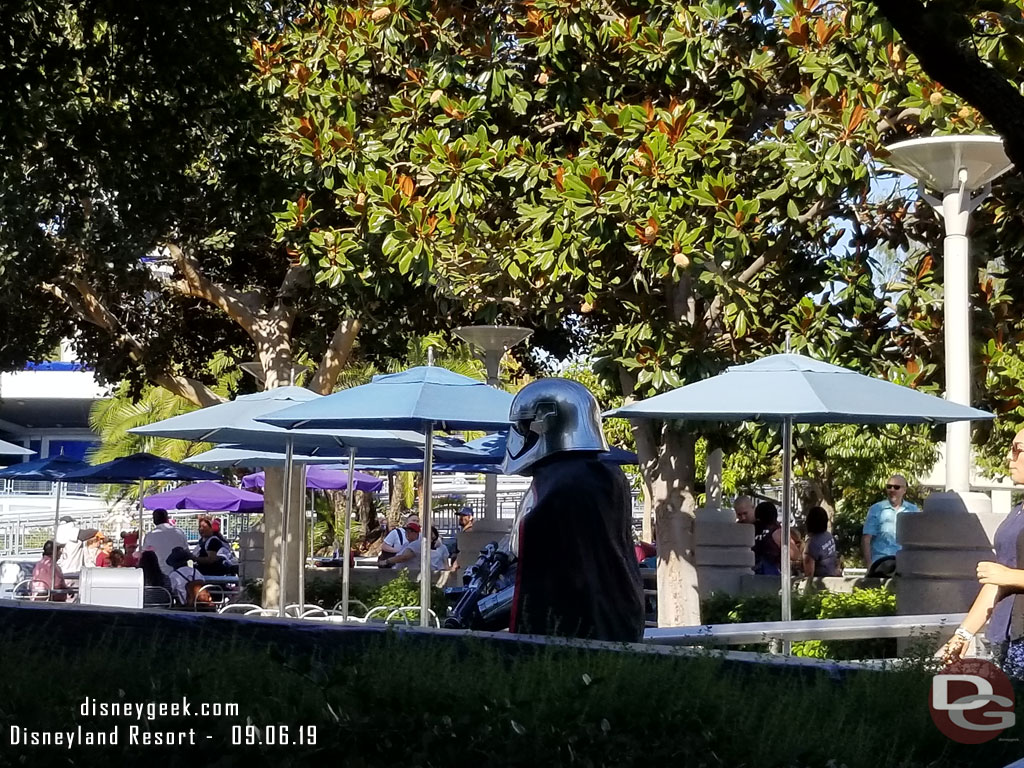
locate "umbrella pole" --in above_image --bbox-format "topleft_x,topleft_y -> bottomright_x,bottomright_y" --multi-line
138,479 -> 145,554
279,437 -> 294,618
50,480 -> 63,597
308,489 -> 314,563
297,463 -> 306,617
342,448 -> 356,620
420,423 -> 434,628
780,417 -> 793,654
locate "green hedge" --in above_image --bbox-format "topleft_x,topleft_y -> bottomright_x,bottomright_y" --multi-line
702,587 -> 899,659
0,620 -> 1012,768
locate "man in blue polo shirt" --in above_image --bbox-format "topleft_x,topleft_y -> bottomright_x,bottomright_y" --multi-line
861,474 -> 919,576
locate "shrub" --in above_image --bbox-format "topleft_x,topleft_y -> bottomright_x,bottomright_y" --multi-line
702,587 -> 898,659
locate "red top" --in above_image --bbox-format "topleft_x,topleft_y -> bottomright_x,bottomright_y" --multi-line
95,551 -> 113,568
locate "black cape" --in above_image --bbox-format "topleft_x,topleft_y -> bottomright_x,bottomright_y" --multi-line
511,455 -> 645,643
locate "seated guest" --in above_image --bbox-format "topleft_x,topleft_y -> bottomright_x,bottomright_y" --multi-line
383,521 -> 422,571
95,539 -> 116,567
138,549 -> 171,592
803,506 -> 841,577
201,538 -> 239,576
753,501 -> 803,575
165,546 -> 206,606
31,540 -> 68,601
120,531 -> 140,568
379,515 -> 418,567
142,509 -> 189,576
429,526 -> 450,572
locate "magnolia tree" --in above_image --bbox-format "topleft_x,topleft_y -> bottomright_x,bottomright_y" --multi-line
258,0 -> 953,624
0,1 -> 489,607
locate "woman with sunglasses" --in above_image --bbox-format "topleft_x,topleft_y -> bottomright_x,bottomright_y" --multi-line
940,430 -> 1024,675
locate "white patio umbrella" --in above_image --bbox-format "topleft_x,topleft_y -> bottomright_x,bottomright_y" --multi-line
605,353 -> 994,630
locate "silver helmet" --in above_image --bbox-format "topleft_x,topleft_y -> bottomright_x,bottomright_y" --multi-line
502,378 -> 608,476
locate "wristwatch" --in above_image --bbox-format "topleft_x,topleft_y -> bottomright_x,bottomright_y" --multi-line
954,627 -> 974,642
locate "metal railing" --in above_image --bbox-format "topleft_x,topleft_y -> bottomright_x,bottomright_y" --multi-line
0,510 -> 109,557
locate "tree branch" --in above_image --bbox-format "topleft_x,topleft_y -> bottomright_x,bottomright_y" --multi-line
871,0 -> 1024,169
151,372 -> 226,408
42,279 -> 225,408
309,317 -> 362,395
164,243 -> 260,336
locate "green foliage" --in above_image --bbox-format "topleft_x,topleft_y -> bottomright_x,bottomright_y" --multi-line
792,588 -> 899,660
6,616 -> 1016,768
304,569 -> 445,616
87,381 -> 222,501
702,586 -> 898,659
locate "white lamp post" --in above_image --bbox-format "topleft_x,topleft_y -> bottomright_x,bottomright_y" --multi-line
453,325 -> 532,530
885,136 -> 1012,510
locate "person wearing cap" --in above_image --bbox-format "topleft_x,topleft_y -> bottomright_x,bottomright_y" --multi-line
448,506 -> 475,569
31,540 -> 68,601
382,521 -> 422,570
165,546 -> 206,605
55,516 -> 99,575
120,531 -> 140,568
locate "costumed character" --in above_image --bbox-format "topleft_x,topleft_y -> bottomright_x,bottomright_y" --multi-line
503,378 -> 644,642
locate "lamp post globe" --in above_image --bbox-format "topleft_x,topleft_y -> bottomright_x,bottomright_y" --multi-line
454,325 -> 532,531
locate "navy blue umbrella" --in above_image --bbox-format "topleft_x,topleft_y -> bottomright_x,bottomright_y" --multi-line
460,432 -> 638,469
0,455 -> 93,591
63,453 -> 222,556
62,453 -> 222,483
0,455 -> 90,480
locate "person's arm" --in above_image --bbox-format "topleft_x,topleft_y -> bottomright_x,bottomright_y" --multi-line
938,582 -> 1001,661
977,561 -> 1024,590
387,548 -> 416,567
861,535 -> 873,567
802,546 -> 815,578
862,506 -> 878,566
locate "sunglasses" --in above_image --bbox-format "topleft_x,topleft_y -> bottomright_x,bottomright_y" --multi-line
1012,443 -> 1024,460
885,484 -> 904,491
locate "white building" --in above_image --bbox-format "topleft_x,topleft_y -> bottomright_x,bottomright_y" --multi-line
0,342 -> 111,555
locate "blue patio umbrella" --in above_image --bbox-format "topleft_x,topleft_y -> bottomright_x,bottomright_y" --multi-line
0,455 -> 92,591
604,352 -> 994,627
258,367 -> 515,626
63,453 -> 222,564
130,384 -> 497,618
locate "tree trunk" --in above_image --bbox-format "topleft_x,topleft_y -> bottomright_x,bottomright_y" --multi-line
388,473 -> 406,526
356,490 -> 378,541
647,429 -> 701,627
261,464 -> 306,609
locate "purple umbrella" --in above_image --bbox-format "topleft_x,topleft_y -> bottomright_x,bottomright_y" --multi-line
142,481 -> 264,512
240,465 -> 384,493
